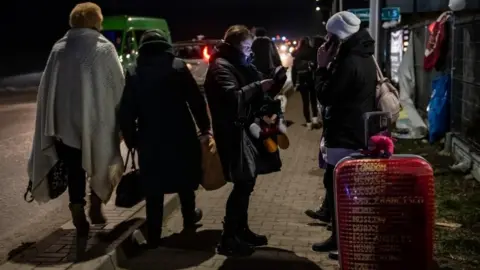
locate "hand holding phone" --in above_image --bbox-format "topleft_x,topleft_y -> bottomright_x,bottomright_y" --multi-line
318,34 -> 340,68
318,46 -> 337,68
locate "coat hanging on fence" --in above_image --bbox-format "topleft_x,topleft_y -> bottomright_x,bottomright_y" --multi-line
424,12 -> 452,72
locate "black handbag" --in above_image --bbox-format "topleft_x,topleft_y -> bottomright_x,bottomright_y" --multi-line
47,160 -> 69,199
115,149 -> 143,208
24,160 -> 69,203
216,58 -> 259,182
230,126 -> 258,182
230,93 -> 258,182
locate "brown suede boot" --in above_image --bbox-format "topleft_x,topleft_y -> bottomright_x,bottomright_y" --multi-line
69,203 -> 90,261
88,192 -> 107,225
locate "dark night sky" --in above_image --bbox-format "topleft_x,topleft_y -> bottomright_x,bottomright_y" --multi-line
1,0 -> 327,75
4,1 -> 320,48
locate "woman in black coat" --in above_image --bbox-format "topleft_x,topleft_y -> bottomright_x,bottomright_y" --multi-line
204,25 -> 276,256
119,30 -> 212,248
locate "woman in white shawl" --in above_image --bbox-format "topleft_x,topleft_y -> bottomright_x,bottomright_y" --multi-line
27,2 -> 124,260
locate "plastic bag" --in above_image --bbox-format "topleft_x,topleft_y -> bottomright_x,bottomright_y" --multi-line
427,74 -> 450,143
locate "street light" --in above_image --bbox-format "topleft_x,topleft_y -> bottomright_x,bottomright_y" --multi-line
316,7 -> 321,11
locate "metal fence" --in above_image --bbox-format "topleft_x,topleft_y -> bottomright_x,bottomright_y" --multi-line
451,15 -> 480,149
402,13 -> 480,148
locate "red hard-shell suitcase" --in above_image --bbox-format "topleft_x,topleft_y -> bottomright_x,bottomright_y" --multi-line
334,154 -> 435,270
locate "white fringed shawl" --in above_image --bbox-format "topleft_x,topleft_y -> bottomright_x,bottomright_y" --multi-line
27,28 -> 125,203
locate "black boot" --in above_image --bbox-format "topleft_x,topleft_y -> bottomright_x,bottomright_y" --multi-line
312,234 -> 337,252
69,204 -> 90,261
182,208 -> 203,229
146,226 -> 162,249
237,218 -> 268,246
328,250 -> 339,260
183,208 -> 203,231
305,207 -> 331,223
145,214 -> 162,249
217,220 -> 254,257
88,192 -> 107,225
305,197 -> 330,223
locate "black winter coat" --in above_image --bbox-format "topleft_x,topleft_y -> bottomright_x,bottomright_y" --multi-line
252,37 -> 282,77
119,43 -> 211,194
315,28 -> 377,150
204,43 -> 266,182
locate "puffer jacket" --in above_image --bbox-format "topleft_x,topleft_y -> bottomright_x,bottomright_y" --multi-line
315,28 -> 377,150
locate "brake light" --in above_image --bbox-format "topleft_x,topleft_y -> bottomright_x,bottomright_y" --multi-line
203,47 -> 211,61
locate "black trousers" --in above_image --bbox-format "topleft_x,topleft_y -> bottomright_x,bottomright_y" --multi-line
324,164 -> 336,234
225,179 -> 255,227
298,82 -> 318,123
54,141 -> 87,206
320,176 -> 330,212
144,189 -> 196,243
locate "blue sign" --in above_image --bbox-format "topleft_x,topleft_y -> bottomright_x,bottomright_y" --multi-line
348,7 -> 401,22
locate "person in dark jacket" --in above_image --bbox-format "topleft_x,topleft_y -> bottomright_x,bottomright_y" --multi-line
251,27 -> 283,78
204,25 -> 276,256
291,37 -> 318,129
311,11 -> 377,259
118,30 -> 212,248
304,35 -> 332,227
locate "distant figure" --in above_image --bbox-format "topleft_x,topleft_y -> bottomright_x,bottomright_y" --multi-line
28,2 -> 124,260
118,30 -> 211,248
291,37 -> 318,129
251,27 -> 282,78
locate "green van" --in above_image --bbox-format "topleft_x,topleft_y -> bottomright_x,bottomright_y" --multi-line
101,15 -> 171,68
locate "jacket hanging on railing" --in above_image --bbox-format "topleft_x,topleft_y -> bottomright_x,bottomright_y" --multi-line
424,11 -> 452,72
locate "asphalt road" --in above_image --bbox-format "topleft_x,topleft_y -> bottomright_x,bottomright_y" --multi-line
0,92 -> 71,264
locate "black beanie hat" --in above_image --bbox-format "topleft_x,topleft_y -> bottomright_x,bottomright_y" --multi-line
139,29 -> 172,52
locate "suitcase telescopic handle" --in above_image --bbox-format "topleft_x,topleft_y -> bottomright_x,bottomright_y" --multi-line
363,111 -> 392,148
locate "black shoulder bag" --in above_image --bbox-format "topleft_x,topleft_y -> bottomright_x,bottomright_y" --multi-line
216,58 -> 259,182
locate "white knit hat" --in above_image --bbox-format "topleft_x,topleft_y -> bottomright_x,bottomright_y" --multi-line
326,11 -> 361,40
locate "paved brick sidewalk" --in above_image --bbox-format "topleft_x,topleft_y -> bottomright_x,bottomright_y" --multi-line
121,93 -> 339,270
0,145 -> 176,270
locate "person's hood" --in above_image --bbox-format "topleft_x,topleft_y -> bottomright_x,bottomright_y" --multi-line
137,30 -> 174,69
210,42 -> 249,66
138,30 -> 174,57
340,28 -> 375,57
